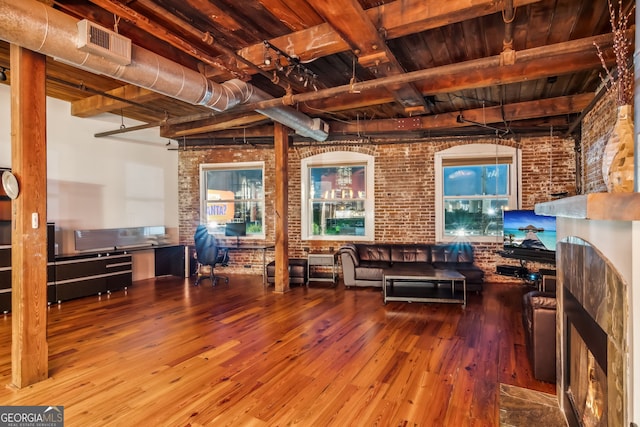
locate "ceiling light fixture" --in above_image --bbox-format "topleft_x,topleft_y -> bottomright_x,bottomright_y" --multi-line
0,68 -> 7,81
262,40 -> 319,90
262,41 -> 272,66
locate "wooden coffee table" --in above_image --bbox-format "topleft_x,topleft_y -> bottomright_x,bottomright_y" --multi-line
383,268 -> 466,307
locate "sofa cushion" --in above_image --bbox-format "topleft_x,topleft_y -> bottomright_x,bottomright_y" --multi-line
455,244 -> 474,262
432,245 -> 453,263
358,244 -> 392,262
432,243 -> 475,263
390,245 -> 431,263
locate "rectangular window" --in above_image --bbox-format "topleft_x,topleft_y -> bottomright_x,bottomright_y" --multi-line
308,166 -> 366,236
443,162 -> 509,237
301,152 -> 374,241
436,145 -> 518,242
201,162 -> 264,238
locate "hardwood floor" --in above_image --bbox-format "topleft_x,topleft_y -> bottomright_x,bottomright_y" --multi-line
0,275 -> 554,426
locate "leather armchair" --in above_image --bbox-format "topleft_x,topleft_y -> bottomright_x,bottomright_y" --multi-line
522,290 -> 557,382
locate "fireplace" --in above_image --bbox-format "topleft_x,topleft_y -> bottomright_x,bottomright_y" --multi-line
563,286 -> 608,426
536,193 -> 639,427
556,238 -> 625,427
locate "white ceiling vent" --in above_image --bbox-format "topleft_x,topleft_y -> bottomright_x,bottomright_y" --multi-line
77,20 -> 131,66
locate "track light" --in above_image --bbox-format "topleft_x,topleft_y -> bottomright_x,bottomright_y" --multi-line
263,41 -> 272,66
275,55 -> 284,71
262,40 -> 319,90
0,68 -> 6,82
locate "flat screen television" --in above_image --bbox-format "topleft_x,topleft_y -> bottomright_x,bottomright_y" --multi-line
503,209 -> 557,253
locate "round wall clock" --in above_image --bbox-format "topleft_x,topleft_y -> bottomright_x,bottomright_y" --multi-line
2,171 -> 19,200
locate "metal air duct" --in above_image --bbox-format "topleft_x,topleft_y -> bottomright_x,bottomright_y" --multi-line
0,0 -> 328,141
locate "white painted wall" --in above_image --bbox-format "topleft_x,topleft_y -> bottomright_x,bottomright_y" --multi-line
0,84 -> 179,279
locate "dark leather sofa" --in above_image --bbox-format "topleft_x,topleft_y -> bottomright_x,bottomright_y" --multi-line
522,290 -> 557,382
338,242 -> 484,292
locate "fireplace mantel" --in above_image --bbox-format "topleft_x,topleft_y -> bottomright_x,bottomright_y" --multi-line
535,193 -> 640,221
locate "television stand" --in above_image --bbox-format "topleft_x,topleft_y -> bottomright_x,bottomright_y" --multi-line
498,249 -> 556,265
497,249 -> 556,289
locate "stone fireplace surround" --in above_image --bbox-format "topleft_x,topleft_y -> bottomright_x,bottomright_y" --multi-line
537,193 -> 640,427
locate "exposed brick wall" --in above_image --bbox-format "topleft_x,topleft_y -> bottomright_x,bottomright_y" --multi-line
178,134 -> 576,282
581,89 -> 618,193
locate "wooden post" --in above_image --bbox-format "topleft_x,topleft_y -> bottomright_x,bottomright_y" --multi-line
273,122 -> 289,293
10,45 -> 49,387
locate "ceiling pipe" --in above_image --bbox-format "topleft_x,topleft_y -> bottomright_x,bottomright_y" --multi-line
0,0 -> 328,141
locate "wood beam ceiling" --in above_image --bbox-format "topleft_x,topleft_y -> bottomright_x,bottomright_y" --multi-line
158,32 -> 613,139
202,0 -> 545,79
237,32 -> 616,112
162,93 -> 593,141
308,0 -> 427,114
330,93 -> 594,135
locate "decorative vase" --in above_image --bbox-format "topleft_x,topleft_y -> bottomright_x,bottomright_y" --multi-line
602,105 -> 635,192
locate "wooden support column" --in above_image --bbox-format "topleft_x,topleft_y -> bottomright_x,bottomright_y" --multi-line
273,122 -> 289,293
10,45 -> 48,388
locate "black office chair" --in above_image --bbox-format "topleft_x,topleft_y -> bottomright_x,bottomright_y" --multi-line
193,224 -> 229,286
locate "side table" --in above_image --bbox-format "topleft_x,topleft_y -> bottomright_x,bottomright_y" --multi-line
307,253 -> 337,286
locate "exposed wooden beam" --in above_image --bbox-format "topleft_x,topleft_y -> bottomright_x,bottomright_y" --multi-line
203,0 -> 544,78
161,113 -> 268,138
273,122 -> 289,294
181,93 -> 593,140
10,45 -> 48,388
330,93 -> 594,134
71,85 -> 163,117
309,0 -> 427,114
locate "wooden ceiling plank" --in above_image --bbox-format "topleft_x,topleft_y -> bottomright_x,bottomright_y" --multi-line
523,1 -> 554,49
183,0 -> 247,33
377,0 -> 545,40
71,85 -> 163,117
256,0 -> 324,30
545,0 -> 580,45
207,0 -> 545,78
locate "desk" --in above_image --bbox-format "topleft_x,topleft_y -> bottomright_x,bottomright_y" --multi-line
221,244 -> 274,284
